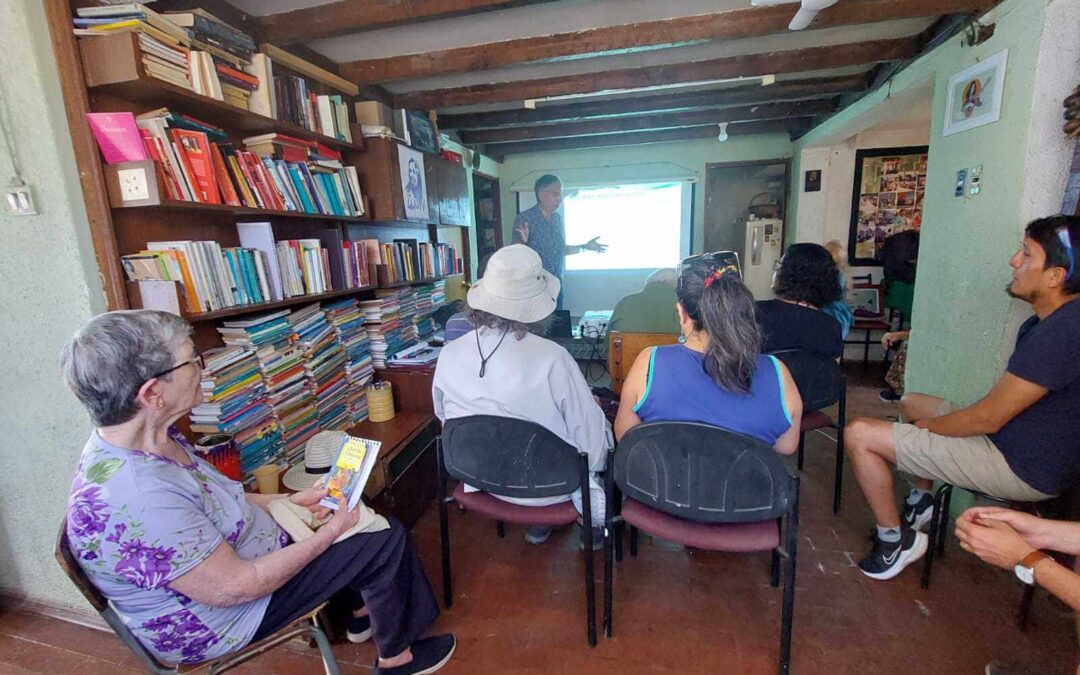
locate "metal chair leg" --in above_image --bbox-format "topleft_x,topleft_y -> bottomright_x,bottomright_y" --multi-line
603,467 -> 615,638
796,432 -> 805,472
496,521 -> 505,538
580,454 -> 597,647
629,526 -> 639,557
921,484 -> 950,589
937,486 -> 954,557
436,439 -> 452,609
779,478 -> 799,675
770,547 -> 780,588
308,622 -> 342,675
833,375 -> 847,516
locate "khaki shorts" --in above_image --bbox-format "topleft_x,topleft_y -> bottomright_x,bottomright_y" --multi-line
893,400 -> 1053,502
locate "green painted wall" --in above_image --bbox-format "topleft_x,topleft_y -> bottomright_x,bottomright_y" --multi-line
791,0 -> 1052,403
497,134 -> 794,255
0,0 -> 105,614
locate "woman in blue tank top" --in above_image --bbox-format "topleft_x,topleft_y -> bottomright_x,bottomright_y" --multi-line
614,255 -> 802,454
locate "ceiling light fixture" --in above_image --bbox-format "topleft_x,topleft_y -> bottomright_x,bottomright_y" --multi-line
717,123 -> 729,142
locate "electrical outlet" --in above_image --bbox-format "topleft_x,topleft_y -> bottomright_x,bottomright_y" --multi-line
117,167 -> 150,202
3,184 -> 36,216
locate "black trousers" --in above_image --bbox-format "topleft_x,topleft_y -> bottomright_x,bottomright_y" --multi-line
251,518 -> 440,658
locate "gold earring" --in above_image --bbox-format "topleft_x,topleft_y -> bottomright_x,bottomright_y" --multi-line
157,401 -> 164,409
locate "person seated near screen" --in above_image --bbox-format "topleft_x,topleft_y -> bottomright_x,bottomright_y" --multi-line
845,215 -> 1080,582
441,254 -> 492,343
756,243 -> 844,360
433,245 -> 611,547
607,268 -> 681,334
822,240 -> 855,338
614,253 -> 802,455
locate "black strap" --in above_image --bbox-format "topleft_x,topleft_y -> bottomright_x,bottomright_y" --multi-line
305,466 -> 332,475
476,328 -> 510,378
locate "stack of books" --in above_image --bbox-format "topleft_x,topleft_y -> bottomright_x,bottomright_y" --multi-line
431,279 -> 448,308
73,4 -> 193,90
163,9 -> 257,68
131,240 -> 272,314
360,291 -> 417,369
323,298 -> 374,424
275,239 -> 332,298
188,346 -> 283,479
292,304 -> 351,434
412,282 -> 447,343
274,75 -> 354,142
218,310 -> 317,464
396,287 -> 420,346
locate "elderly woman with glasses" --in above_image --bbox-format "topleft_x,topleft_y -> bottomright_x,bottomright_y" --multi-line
62,310 -> 454,675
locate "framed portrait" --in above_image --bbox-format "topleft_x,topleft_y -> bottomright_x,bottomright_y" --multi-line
403,109 -> 440,154
848,146 -> 928,265
804,169 -> 822,192
397,144 -> 429,221
943,49 -> 1008,137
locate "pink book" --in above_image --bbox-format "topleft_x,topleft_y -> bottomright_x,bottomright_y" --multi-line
86,112 -> 148,164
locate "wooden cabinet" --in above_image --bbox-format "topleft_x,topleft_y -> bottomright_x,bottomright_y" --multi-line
353,138 -> 471,227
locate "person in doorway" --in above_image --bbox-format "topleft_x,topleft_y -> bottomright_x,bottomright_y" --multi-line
607,268 -> 681,334
512,174 -> 608,308
845,215 -> 1080,581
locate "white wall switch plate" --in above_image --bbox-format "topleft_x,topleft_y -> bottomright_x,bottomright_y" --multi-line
3,185 -> 36,215
117,167 -> 150,202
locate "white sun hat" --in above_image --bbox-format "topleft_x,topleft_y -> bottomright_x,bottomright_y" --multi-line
282,430 -> 347,491
466,244 -> 560,324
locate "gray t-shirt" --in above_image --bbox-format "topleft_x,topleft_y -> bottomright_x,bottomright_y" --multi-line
66,429 -> 287,664
512,205 -> 566,280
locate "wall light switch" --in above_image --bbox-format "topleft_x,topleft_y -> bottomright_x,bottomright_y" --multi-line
969,165 -> 982,196
955,168 -> 967,197
3,184 -> 36,216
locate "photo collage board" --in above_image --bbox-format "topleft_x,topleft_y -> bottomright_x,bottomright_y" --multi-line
849,147 -> 928,264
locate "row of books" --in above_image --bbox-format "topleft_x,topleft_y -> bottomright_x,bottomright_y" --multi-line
375,240 -> 462,284
275,76 -> 355,143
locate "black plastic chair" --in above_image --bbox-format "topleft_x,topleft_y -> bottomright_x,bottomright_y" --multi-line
771,349 -> 847,513
437,414 -> 599,646
603,422 -> 799,675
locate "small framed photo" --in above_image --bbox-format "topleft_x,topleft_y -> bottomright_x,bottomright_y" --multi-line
943,49 -> 1008,137
804,169 -> 822,192
850,284 -> 884,318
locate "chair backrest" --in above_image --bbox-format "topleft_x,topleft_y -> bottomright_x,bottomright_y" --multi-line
607,331 -> 680,394
441,415 -> 582,499
614,422 -> 796,524
770,349 -> 842,412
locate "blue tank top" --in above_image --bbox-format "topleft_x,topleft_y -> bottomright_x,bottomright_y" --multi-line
634,345 -> 792,445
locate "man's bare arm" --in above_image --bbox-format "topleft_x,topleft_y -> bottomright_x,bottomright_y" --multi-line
920,373 -> 1047,436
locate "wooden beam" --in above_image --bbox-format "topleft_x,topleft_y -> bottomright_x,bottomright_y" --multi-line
260,0 -> 560,45
487,121 -> 806,157
463,99 -> 836,144
440,75 -> 865,129
394,37 -> 921,109
343,0 -> 995,84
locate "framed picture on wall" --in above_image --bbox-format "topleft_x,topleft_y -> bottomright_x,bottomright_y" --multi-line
397,144 -> 429,221
943,49 -> 1008,137
848,146 -> 929,265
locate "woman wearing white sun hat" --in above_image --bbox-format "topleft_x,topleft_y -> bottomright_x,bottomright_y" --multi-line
432,244 -> 612,546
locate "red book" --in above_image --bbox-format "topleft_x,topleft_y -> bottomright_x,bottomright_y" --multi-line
209,143 -> 241,206
253,157 -> 286,211
214,63 -> 259,87
313,142 -> 342,161
139,129 -> 178,200
170,129 -> 221,203
233,151 -> 265,208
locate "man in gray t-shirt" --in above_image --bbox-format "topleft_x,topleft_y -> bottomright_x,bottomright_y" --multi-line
512,174 -> 606,308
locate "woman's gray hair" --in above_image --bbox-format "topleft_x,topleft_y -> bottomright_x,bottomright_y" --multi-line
60,310 -> 193,427
466,308 -> 551,340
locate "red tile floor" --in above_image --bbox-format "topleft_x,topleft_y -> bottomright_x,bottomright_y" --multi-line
1,366 -> 1076,674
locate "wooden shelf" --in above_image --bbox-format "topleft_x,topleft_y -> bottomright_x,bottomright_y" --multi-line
183,286 -> 377,322
119,199 -> 370,222
179,274 -> 456,323
79,33 -> 364,154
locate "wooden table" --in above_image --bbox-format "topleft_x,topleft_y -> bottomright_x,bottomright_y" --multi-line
349,412 -> 440,529
376,364 -> 437,415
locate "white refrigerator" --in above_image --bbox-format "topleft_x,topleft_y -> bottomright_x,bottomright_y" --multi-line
740,218 -> 782,300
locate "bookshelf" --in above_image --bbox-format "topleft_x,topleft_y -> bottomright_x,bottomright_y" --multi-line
111,198 -> 372,222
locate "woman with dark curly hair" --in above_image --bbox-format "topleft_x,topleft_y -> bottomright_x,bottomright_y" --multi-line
756,243 -> 844,360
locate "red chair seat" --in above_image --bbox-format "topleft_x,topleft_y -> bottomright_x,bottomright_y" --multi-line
620,499 -> 780,552
452,483 -> 579,526
800,409 -> 834,432
853,319 -> 891,330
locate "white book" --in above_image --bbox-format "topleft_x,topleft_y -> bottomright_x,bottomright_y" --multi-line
199,241 -> 228,308
147,241 -> 213,312
315,95 -> 336,139
244,53 -> 276,119
252,250 -> 272,303
343,167 -> 365,216
237,221 -> 284,301
276,242 -> 300,297
332,98 -> 352,143
189,51 -> 205,96
211,241 -> 240,306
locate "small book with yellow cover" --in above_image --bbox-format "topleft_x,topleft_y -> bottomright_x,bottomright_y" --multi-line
319,436 -> 381,511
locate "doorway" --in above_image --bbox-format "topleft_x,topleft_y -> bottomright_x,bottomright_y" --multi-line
703,160 -> 790,254
473,172 -> 502,265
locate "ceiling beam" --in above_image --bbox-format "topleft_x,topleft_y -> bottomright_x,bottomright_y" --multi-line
394,37 -> 921,110
487,121 -> 809,157
462,99 -> 836,144
259,0 -> 560,45
439,75 -> 866,129
342,0 -> 995,84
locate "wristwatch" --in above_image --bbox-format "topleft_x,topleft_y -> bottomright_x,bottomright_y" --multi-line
1014,550 -> 1051,586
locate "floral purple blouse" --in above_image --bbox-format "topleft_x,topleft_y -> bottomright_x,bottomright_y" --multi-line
66,428 -> 289,664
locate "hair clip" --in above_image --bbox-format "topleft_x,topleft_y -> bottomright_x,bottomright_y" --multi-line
704,264 -> 739,288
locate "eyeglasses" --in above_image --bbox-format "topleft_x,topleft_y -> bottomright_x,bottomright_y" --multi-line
150,353 -> 204,380
1057,227 -> 1075,280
